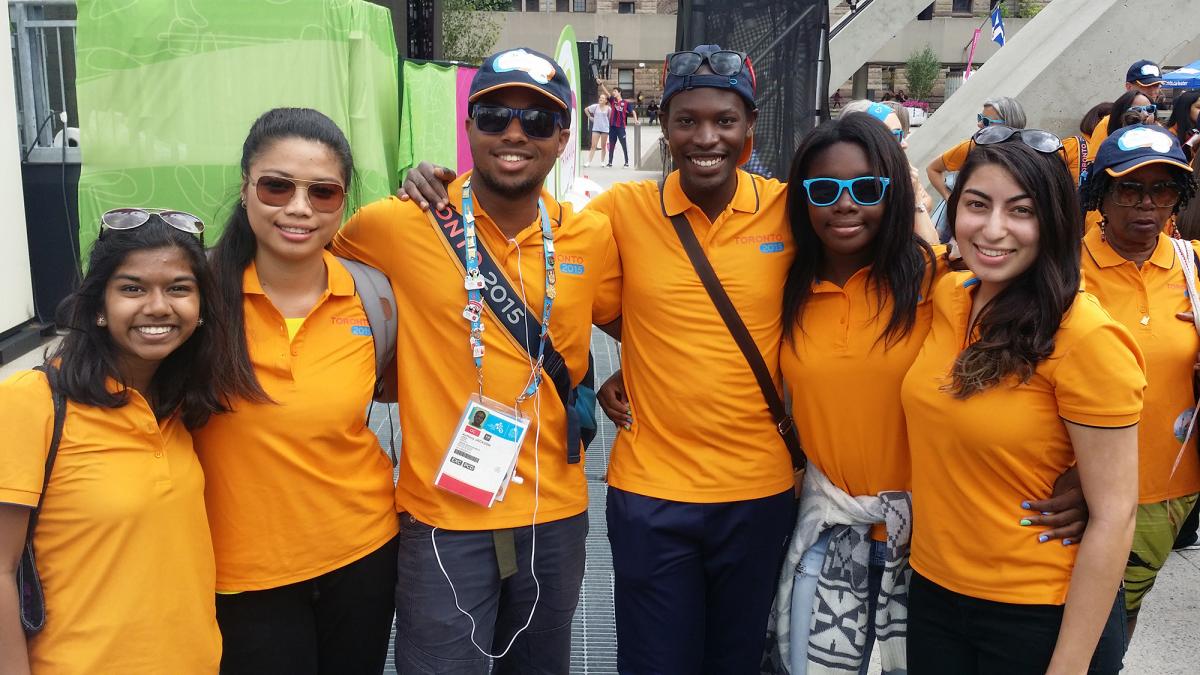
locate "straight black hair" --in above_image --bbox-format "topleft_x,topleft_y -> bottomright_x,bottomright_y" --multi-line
208,107 -> 355,401
1167,91 -> 1200,148
945,141 -> 1083,398
47,218 -> 230,429
783,112 -> 934,347
1079,101 -> 1113,138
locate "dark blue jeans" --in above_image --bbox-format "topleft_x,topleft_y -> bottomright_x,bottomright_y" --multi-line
907,571 -> 1126,674
607,126 -> 629,165
607,486 -> 797,674
392,512 -> 587,674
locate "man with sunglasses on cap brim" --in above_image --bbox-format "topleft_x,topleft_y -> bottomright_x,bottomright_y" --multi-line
1088,58 -> 1166,158
401,43 -> 798,673
330,47 -> 622,673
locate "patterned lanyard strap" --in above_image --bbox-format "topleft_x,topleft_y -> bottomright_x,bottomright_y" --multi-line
460,178 -> 556,401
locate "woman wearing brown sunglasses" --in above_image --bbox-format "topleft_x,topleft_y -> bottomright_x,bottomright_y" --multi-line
195,108 -> 399,674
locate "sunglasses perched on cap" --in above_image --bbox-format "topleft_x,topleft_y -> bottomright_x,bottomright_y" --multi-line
977,113 -> 1006,127
101,208 -> 205,243
662,50 -> 757,90
973,126 -> 1064,155
470,103 -> 564,140
802,176 -> 891,207
252,176 -> 347,213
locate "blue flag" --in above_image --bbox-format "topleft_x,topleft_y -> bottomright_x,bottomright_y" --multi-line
990,6 -> 1006,47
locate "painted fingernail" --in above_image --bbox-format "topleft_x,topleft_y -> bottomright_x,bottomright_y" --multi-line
1021,501 -> 1031,509
623,424 -> 631,431
1020,519 -> 1033,526
1038,534 -> 1049,543
1063,539 -> 1072,546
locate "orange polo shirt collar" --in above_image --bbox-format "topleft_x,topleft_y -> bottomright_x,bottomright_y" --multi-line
1083,226 -> 1176,271
446,173 -> 566,249
242,250 -> 357,297
660,169 -> 761,218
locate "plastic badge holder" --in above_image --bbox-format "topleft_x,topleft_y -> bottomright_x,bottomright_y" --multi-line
434,394 -> 529,508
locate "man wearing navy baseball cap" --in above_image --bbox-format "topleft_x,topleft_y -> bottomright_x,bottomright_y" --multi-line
1090,59 -> 1167,153
330,47 -> 622,673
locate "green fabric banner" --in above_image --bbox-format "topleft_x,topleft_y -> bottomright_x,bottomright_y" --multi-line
75,0 -> 399,252
396,61 -> 461,184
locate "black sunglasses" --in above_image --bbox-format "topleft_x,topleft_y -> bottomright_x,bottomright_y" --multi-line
663,50 -> 756,90
471,103 -> 563,139
973,126 -> 1064,154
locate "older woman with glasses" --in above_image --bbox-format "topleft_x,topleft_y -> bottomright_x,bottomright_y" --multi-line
1078,124 -> 1200,647
926,97 -> 1028,201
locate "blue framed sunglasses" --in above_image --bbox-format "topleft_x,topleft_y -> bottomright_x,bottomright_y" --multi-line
802,177 -> 891,207
891,128 -> 905,143
1127,103 -> 1158,116
977,112 -> 1006,127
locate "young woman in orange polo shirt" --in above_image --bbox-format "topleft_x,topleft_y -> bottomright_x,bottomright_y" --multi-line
0,213 -> 227,673
195,108 -> 399,674
902,136 -> 1144,674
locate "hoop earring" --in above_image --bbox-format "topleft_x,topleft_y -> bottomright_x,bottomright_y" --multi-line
1171,221 -> 1181,239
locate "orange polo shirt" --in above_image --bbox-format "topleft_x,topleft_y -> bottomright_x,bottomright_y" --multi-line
1081,229 -> 1200,502
331,174 -> 621,530
1089,115 -> 1112,159
781,247 -> 947,540
943,136 -> 1085,184
903,273 -> 1145,604
586,170 -> 795,502
0,370 -> 220,672
193,252 -> 398,591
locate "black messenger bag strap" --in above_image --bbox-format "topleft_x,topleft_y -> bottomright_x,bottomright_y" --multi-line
667,214 -> 807,471
19,364 -> 67,635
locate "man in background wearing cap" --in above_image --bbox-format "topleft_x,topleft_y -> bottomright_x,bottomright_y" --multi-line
331,47 -> 622,673
402,43 -> 799,674
1088,58 -> 1166,158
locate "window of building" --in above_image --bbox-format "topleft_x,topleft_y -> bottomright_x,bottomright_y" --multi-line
917,3 -> 934,20
574,0 -> 588,10
618,68 -> 634,95
952,0 -> 973,13
511,0 -> 538,11
618,2 -> 635,14
557,0 -> 568,10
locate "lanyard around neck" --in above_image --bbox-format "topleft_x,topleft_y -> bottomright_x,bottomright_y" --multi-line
460,178 -> 556,401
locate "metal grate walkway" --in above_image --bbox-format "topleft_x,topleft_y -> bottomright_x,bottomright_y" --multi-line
371,328 -> 621,674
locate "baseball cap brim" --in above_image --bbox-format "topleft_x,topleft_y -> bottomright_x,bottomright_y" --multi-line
1132,76 -> 1166,86
1105,155 -> 1193,177
468,82 -> 568,111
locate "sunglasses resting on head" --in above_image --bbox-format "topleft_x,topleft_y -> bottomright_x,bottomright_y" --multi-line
101,208 -> 205,243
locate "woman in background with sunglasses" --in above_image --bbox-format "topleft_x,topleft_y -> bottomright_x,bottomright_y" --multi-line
903,135 -> 1142,675
0,211 -> 229,673
196,107 -> 399,674
926,97 -> 1027,201
775,111 -> 941,675
1077,124 -> 1200,648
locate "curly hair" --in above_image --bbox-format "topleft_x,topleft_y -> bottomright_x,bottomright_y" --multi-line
1080,161 -> 1197,216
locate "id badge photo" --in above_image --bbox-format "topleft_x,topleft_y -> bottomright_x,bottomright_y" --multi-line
434,394 -> 530,508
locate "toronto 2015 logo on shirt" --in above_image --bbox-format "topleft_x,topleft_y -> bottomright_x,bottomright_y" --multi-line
331,316 -> 372,336
735,233 -> 785,254
559,254 -> 586,275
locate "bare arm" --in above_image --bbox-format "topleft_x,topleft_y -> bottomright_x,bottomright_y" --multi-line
0,505 -> 32,675
596,318 -> 621,341
926,155 -> 951,201
596,79 -> 610,97
1046,422 -> 1138,675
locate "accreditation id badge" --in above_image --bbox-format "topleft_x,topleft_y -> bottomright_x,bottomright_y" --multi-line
434,394 -> 530,508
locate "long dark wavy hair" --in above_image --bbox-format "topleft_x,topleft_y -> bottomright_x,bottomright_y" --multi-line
1106,89 -> 1156,137
945,141 -> 1083,398
783,112 -> 934,347
46,218 -> 230,429
208,108 -> 355,401
1167,90 -> 1200,150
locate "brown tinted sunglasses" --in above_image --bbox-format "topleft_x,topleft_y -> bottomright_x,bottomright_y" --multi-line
252,175 -> 346,213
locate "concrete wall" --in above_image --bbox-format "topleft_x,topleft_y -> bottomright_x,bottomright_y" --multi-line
0,2 -> 37,334
828,0 -> 934,93
484,10 -> 674,61
906,0 -> 1200,178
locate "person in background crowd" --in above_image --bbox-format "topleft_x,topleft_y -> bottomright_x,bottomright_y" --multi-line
1166,90 -> 1200,161
335,48 -> 621,674
1078,124 -> 1200,644
597,80 -> 639,167
585,92 -> 611,168
1083,92 -> 1165,234
0,211 -> 227,673
927,97 -> 1028,200
903,135 -> 1143,675
1089,59 -> 1165,156
647,98 -> 660,124
197,108 -> 399,674
1081,101 -> 1115,139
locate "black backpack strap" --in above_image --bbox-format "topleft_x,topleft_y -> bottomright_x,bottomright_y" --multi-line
19,365 -> 67,635
667,214 -> 807,472
427,205 -> 585,463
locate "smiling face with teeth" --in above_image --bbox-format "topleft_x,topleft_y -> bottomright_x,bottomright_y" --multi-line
662,86 -> 756,220
467,87 -> 569,205
954,162 -> 1041,294
102,246 -> 201,389
243,138 -> 347,264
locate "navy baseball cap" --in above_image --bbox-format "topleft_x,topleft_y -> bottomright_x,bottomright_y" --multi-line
1092,125 -> 1192,178
469,48 -> 571,115
1126,59 -> 1165,86
660,44 -> 757,111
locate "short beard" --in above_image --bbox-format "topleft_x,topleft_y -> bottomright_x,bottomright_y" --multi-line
472,165 -> 545,202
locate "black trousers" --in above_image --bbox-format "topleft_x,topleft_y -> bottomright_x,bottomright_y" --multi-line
608,126 -> 629,165
216,535 -> 399,675
907,571 -> 1126,675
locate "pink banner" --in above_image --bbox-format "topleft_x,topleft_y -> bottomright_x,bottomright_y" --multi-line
964,28 -> 981,80
455,67 -> 478,174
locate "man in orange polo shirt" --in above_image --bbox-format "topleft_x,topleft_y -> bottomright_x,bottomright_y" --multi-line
331,49 -> 621,673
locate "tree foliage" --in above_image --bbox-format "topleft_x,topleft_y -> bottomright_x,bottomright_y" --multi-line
442,0 -> 506,64
905,45 -> 941,103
